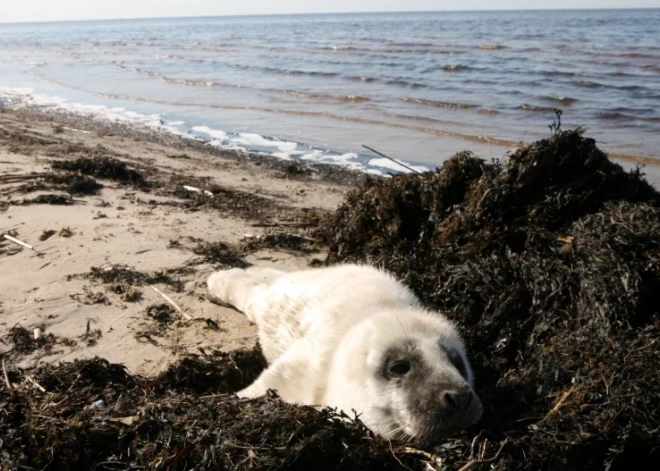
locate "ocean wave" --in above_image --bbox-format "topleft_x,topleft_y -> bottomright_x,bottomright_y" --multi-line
598,109 -> 660,122
541,69 -> 576,78
519,104 -> 557,112
478,44 -> 505,50
160,76 -> 220,88
442,65 -> 469,72
403,97 -> 478,109
283,90 -> 370,103
543,96 -> 579,105
321,44 -> 463,56
598,111 -> 634,121
383,78 -> 425,88
615,52 -> 660,60
347,75 -> 377,83
115,63 -> 369,101
577,80 -> 603,88
381,111 -> 454,125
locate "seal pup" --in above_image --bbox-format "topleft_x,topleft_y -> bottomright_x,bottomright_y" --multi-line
207,263 -> 482,441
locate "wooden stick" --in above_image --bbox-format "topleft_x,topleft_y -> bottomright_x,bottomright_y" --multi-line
183,185 -> 213,197
542,386 -> 576,421
457,439 -> 509,471
362,145 -> 423,174
62,127 -> 91,134
26,375 -> 47,393
150,285 -> 193,320
2,359 -> 11,390
0,173 -> 50,183
3,234 -> 33,250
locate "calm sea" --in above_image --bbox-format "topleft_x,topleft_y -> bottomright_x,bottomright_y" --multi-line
1,9 -> 659,174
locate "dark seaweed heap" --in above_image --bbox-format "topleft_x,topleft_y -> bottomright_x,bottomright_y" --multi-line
319,129 -> 660,469
0,351 -> 424,471
51,155 -> 149,188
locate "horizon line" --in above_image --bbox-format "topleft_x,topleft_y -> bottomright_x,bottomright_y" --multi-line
1,7 -> 658,26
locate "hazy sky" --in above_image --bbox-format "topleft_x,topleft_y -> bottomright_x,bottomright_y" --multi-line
1,0 -> 658,23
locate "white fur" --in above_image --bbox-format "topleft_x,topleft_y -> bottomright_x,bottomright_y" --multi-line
208,263 -> 481,439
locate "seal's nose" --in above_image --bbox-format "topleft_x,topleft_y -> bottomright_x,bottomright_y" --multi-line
442,389 -> 474,413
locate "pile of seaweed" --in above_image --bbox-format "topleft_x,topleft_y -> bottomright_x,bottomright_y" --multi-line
51,155 -> 149,189
0,350 -> 426,471
318,129 -> 660,469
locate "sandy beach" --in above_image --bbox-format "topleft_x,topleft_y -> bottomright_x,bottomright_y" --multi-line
0,107 -> 354,376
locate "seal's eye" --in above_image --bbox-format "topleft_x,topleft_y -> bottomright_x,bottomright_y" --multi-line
387,360 -> 411,378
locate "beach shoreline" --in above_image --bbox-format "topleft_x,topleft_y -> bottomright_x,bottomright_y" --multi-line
0,107 -> 353,376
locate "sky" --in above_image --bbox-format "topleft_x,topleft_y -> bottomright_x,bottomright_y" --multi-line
1,0 -> 658,23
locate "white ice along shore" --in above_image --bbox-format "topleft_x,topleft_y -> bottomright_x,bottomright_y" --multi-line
0,86 -> 429,176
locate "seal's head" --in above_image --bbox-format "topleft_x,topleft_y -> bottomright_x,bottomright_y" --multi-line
325,309 -> 483,442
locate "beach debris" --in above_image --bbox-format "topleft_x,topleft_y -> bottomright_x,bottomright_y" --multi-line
109,415 -> 140,426
39,229 -> 57,241
51,156 -> 148,188
25,375 -> 46,393
58,226 -> 74,237
62,126 -> 91,134
82,264 -> 186,292
2,359 -> 11,390
146,303 -> 176,324
108,283 -> 142,302
4,325 -> 76,356
4,173 -> 102,196
183,184 -> 214,196
240,232 -> 319,254
362,144 -> 424,174
0,173 -> 51,184
3,234 -> 33,250
91,399 -> 106,410
150,285 -> 192,320
192,240 -> 249,267
157,175 -> 285,223
69,289 -> 111,306
21,194 -> 77,205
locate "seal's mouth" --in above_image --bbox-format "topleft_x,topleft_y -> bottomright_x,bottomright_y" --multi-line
394,392 -> 484,442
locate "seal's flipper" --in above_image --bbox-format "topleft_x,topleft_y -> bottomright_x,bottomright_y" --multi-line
207,268 -> 261,320
235,340 -> 316,403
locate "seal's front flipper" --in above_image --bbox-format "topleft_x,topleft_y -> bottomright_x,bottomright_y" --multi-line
235,340 -> 316,403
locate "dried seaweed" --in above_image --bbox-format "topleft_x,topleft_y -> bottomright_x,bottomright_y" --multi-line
0,351 -> 425,471
81,265 -> 186,292
241,233 -> 319,254
155,175 -> 281,222
51,156 -> 149,189
146,303 -> 176,324
20,194 -> 74,205
15,173 -> 103,196
4,326 -> 76,356
192,240 -> 250,268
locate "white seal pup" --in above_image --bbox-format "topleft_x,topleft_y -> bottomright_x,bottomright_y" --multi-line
207,263 -> 482,441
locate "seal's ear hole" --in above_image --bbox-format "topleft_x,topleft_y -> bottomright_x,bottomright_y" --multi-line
386,359 -> 411,378
440,345 -> 468,380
